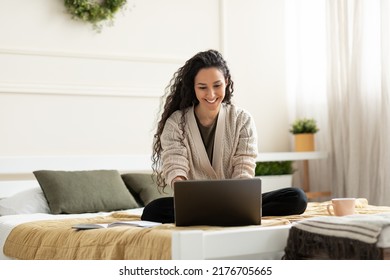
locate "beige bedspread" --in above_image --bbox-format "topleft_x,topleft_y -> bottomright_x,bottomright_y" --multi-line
3,213 -> 173,260
4,199 -> 390,260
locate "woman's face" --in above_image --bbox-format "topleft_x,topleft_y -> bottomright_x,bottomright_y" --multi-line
194,67 -> 227,113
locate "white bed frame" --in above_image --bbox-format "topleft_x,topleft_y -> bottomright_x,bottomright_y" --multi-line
0,155 -> 291,260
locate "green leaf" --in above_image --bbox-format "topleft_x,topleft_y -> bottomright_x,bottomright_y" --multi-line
255,161 -> 294,176
289,118 -> 319,134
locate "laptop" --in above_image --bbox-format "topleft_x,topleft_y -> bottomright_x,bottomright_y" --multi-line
173,178 -> 262,226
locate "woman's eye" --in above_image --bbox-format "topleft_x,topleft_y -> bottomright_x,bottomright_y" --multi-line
198,87 -> 207,90
214,84 -> 221,88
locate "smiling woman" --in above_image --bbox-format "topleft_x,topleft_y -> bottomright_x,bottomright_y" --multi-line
143,49 -> 308,224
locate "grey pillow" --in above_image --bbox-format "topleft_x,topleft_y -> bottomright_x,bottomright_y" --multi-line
33,170 -> 139,214
121,173 -> 173,206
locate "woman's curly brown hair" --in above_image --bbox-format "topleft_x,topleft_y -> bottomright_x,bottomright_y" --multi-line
151,49 -> 234,192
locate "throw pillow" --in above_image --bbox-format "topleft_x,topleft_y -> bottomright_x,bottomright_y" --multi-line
0,186 -> 50,215
121,173 -> 173,206
33,170 -> 139,214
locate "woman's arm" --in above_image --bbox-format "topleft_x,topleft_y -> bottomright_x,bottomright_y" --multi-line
160,117 -> 189,187
231,111 -> 258,178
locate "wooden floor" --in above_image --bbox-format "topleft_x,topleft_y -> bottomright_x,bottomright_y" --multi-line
383,248 -> 390,260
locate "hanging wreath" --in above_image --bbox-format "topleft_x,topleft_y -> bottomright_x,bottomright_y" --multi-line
64,0 -> 127,28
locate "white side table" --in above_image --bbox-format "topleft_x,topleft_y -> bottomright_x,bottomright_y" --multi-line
256,152 -> 329,199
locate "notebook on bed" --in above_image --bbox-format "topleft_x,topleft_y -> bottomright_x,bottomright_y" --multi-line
173,178 -> 262,226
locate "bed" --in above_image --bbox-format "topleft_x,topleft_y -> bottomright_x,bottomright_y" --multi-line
1,155 -> 390,260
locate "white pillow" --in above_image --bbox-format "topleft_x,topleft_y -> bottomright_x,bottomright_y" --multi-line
0,187 -> 50,215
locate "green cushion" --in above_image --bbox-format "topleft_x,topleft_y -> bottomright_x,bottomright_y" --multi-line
33,170 -> 139,214
121,173 -> 173,206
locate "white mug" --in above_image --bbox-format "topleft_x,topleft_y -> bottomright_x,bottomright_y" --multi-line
327,198 -> 356,216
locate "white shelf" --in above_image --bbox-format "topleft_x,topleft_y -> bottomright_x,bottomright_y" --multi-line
256,151 -> 328,162
0,153 -> 328,173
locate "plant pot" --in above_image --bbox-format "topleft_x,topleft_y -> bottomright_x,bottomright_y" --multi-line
256,174 -> 293,193
294,133 -> 315,152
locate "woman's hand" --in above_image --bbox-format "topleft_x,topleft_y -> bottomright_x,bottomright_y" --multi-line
171,176 -> 186,188
172,176 -> 186,183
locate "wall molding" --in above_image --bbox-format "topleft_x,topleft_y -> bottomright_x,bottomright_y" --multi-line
0,82 -> 162,98
0,47 -> 185,65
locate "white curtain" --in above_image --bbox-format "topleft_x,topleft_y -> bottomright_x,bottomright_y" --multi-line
286,0 -> 390,205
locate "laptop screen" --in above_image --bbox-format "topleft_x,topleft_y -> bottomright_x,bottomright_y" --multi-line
173,178 -> 262,226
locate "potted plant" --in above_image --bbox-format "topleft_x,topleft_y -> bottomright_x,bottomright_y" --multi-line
289,118 -> 319,151
255,161 -> 294,193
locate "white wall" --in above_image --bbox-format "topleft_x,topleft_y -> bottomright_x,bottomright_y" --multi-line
0,0 -> 289,157
225,0 -> 288,152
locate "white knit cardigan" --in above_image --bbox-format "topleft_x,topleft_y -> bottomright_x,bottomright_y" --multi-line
161,103 -> 258,187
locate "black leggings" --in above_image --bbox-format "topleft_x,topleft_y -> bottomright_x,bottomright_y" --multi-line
141,187 -> 308,224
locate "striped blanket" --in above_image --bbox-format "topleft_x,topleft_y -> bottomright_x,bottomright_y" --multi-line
283,213 -> 390,259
